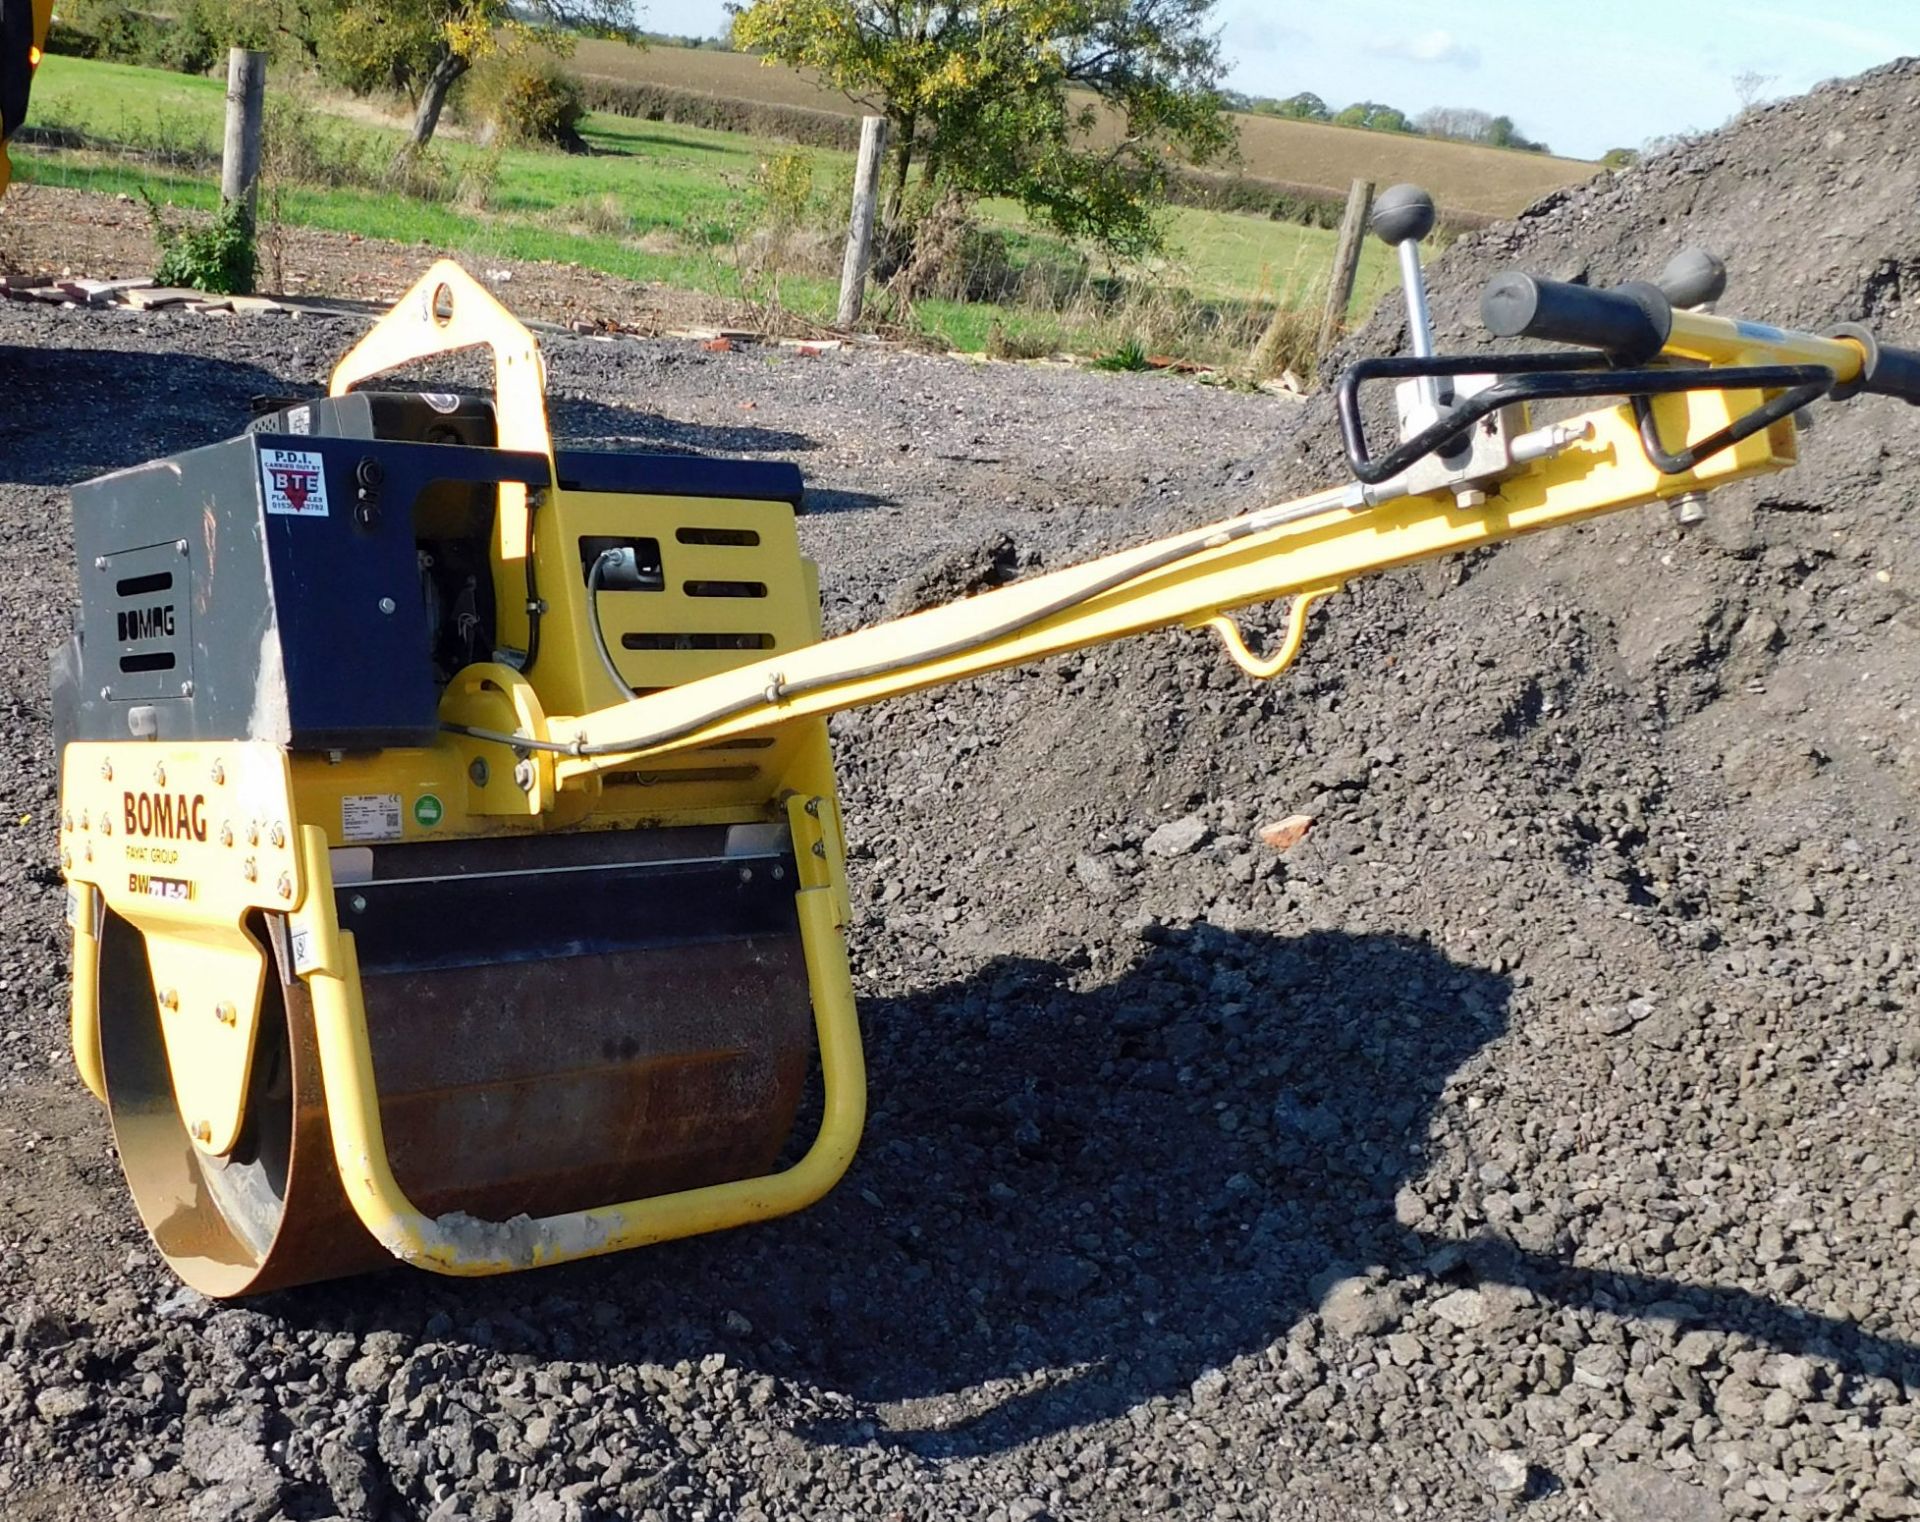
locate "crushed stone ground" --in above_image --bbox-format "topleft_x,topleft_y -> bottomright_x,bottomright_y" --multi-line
0,57 -> 1919,1522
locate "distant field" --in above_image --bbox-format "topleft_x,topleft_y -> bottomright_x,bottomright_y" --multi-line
13,54 -> 1398,367
572,40 -> 1596,219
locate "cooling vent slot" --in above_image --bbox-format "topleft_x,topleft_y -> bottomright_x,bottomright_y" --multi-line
622,632 -> 774,652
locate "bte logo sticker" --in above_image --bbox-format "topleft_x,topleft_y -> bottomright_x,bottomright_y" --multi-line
260,448 -> 331,518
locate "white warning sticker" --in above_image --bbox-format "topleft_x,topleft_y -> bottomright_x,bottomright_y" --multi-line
261,447 -> 330,518
289,926 -> 319,976
341,793 -> 403,843
285,405 -> 311,435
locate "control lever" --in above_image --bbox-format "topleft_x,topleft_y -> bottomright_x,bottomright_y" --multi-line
1656,247 -> 1728,312
1370,184 -> 1441,414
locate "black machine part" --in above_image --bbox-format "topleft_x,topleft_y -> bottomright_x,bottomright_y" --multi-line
1480,274 -> 1675,364
1369,183 -> 1437,247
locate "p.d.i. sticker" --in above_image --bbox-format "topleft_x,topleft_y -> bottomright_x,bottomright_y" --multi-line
261,448 -> 330,518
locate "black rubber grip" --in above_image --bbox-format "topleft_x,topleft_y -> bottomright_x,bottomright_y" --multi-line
1828,323 -> 1920,405
1481,274 -> 1674,363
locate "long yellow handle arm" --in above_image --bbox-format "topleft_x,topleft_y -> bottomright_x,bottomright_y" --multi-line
541,373 -> 1800,787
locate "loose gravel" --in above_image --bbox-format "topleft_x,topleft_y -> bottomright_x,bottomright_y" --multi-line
1,57 -> 1920,1522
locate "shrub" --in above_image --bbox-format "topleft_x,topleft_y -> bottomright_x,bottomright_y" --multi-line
144,191 -> 256,295
464,55 -> 588,150
59,0 -> 220,74
576,75 -> 863,151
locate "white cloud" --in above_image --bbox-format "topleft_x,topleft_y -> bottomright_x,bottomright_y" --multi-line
1366,28 -> 1482,69
1223,13 -> 1308,54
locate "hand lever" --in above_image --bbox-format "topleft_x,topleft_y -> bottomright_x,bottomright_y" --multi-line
1370,185 -> 1440,413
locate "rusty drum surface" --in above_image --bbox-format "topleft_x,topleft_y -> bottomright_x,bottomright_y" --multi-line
97,828 -> 816,1295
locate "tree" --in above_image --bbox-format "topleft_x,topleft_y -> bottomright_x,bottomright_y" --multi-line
1272,91 -> 1329,121
1416,105 -> 1494,142
316,0 -> 633,149
728,0 -> 1233,260
1332,101 -> 1414,134
1600,146 -> 1639,170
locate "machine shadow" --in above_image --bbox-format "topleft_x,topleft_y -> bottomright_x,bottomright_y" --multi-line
271,923 -> 1920,1460
0,345 -> 288,486
776,924 -> 1507,1454
276,926 -> 1503,1450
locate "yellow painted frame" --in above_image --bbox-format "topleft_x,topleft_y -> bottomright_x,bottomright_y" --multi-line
289,796 -> 865,1273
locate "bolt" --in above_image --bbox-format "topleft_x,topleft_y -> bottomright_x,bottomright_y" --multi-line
100,817 -> 112,837
214,1002 -> 236,1027
242,858 -> 257,883
99,686 -> 112,701
219,822 -> 233,847
270,823 -> 285,849
80,810 -> 89,830
738,865 -> 754,883
191,1121 -> 211,1144
1672,491 -> 1709,527
1453,486 -> 1488,509
179,680 -> 194,699
246,823 -> 259,847
468,757 -> 490,787
812,841 -> 827,858
59,848 -> 71,870
99,759 -> 112,781
805,798 -> 821,817
175,539 -> 190,557
378,596 -> 397,615
154,763 -> 166,787
61,811 -> 71,832
771,864 -> 786,881
349,894 -> 368,915
159,988 -> 179,1011
513,760 -> 535,793
275,873 -> 292,901
84,842 -> 92,863
211,761 -> 225,785
93,556 -> 107,571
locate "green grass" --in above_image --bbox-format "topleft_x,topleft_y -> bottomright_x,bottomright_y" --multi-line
15,52 -> 1393,362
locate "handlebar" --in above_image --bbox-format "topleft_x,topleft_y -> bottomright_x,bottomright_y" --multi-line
1480,271 -> 1920,409
1481,274 -> 1674,363
1828,323 -> 1920,406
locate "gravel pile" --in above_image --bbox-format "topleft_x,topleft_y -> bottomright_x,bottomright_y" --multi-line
2,57 -> 1919,1522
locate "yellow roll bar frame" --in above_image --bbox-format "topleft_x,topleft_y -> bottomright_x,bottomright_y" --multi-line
290,799 -> 866,1274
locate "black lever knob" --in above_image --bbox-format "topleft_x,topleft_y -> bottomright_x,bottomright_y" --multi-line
1370,184 -> 1436,247
1657,247 -> 1728,310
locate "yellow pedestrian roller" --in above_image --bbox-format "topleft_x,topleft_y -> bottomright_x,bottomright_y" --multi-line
53,201 -> 1920,1295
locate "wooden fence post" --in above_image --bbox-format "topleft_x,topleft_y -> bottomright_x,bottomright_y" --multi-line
1316,178 -> 1375,354
837,115 -> 891,329
221,48 -> 267,232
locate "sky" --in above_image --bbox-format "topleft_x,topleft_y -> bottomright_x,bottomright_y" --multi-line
627,0 -> 1915,161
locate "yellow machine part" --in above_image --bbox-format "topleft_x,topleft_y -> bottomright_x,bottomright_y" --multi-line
59,257 -> 1874,1297
0,0 -> 53,199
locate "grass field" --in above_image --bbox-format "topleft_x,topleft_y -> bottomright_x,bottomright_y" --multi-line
10,52 -> 1414,365
572,39 -> 1596,218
